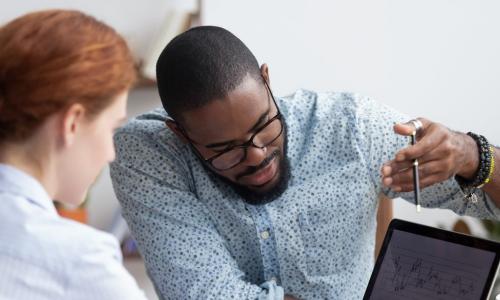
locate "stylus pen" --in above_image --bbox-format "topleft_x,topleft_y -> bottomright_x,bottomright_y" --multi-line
411,133 -> 421,213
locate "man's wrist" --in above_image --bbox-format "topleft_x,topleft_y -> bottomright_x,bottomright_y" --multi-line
457,132 -> 480,179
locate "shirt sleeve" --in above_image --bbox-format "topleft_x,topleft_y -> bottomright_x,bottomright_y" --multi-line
65,232 -> 147,300
110,131 -> 285,300
352,95 -> 500,220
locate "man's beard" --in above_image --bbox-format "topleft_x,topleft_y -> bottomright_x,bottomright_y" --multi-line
201,121 -> 291,205
230,147 -> 291,205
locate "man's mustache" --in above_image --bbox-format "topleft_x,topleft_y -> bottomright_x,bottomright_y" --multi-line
236,150 -> 280,180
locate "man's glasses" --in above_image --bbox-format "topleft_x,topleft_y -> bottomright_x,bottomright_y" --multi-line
178,81 -> 283,171
206,112 -> 283,170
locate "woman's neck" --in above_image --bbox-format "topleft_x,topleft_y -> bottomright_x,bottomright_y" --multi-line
0,140 -> 57,199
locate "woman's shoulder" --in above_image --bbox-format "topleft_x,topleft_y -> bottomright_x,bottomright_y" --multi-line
50,217 -> 121,258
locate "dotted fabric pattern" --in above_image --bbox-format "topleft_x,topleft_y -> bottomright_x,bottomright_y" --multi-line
110,90 -> 499,300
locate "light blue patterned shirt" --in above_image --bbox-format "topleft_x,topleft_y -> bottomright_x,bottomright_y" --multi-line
110,90 -> 500,300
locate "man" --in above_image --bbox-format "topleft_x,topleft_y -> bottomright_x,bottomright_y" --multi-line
110,26 -> 500,299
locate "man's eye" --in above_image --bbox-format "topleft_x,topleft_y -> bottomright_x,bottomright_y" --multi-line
212,145 -> 234,153
258,116 -> 271,130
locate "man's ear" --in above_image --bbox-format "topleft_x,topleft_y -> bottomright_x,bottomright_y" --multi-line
260,63 -> 270,85
60,103 -> 86,147
165,119 -> 188,144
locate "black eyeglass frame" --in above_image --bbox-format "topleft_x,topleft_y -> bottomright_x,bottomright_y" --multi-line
174,80 -> 283,171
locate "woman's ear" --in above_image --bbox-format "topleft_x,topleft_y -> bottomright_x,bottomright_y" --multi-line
165,119 -> 188,144
60,103 -> 86,147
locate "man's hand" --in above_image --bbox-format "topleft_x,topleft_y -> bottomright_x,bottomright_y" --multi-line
381,118 -> 479,192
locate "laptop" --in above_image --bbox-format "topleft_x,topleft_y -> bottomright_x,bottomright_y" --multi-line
364,219 -> 500,300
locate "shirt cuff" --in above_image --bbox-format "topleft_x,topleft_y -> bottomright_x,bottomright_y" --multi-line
258,281 -> 285,300
482,191 -> 500,219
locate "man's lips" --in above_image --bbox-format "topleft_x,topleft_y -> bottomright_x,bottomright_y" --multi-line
240,158 -> 278,187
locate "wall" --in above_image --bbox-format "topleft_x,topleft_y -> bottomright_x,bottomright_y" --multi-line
2,1 -> 499,234
202,0 -> 500,234
0,0 -> 197,63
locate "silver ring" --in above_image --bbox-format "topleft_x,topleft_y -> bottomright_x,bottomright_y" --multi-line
410,119 -> 423,135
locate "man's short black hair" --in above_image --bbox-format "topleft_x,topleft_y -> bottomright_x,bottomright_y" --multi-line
156,26 -> 262,121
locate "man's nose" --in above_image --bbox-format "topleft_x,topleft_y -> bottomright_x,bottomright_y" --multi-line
243,146 -> 267,167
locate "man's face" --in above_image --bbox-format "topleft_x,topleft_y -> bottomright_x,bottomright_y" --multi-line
175,74 -> 290,204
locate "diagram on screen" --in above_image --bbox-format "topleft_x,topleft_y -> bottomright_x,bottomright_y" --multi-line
369,230 -> 496,300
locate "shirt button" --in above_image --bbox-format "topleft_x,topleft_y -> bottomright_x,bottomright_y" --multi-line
260,230 -> 270,240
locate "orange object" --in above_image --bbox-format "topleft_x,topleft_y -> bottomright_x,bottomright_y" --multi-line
56,207 -> 88,224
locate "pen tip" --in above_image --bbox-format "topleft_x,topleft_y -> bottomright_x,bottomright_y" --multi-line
416,204 -> 421,213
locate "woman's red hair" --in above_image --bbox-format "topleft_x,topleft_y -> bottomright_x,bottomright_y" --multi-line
0,10 -> 136,142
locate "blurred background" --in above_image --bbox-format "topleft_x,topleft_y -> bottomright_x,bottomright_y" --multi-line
2,1 -> 500,299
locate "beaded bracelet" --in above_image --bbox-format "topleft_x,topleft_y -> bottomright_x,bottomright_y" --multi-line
455,132 -> 495,202
481,145 -> 496,187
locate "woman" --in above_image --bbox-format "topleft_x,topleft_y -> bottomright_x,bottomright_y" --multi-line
0,10 -> 147,299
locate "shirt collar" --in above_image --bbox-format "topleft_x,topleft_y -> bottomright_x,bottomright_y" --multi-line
0,163 -> 57,214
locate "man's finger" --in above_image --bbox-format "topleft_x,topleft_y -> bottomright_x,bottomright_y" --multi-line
393,117 -> 430,137
394,123 -> 446,161
381,152 -> 440,176
392,173 -> 448,192
383,160 -> 444,188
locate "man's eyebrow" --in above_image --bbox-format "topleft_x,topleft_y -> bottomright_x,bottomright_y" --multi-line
205,108 -> 270,149
247,108 -> 270,133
